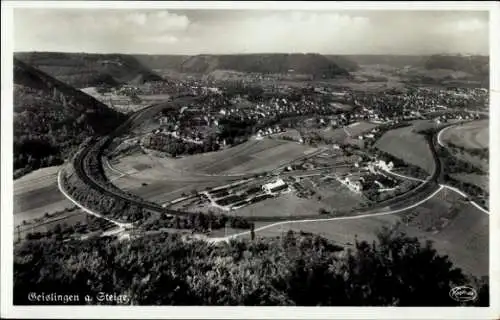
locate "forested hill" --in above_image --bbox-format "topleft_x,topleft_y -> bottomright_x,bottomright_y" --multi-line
13,58 -> 126,178
423,55 -> 489,76
179,53 -> 350,78
324,55 -> 360,71
14,229 -> 489,306
15,52 -> 164,88
133,54 -> 190,71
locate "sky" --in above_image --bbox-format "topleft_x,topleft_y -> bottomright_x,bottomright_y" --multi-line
13,9 -> 489,55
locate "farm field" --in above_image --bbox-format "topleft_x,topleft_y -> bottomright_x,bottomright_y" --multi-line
107,152 -> 251,204
375,124 -> 435,174
317,178 -> 367,210
225,142 -> 316,174
179,173 -> 365,219
188,192 -> 326,218
452,152 -> 488,173
236,188 -> 488,277
240,214 -> 401,248
230,193 -> 325,218
80,87 -> 148,112
14,209 -> 86,241
118,178 -> 229,205
111,139 -> 316,178
440,120 -> 489,149
439,120 -> 489,173
181,139 -> 315,175
13,166 -> 73,226
138,94 -> 171,101
451,173 -> 489,191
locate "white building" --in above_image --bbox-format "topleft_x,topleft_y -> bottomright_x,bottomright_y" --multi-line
262,178 -> 289,194
376,160 -> 394,171
343,177 -> 363,193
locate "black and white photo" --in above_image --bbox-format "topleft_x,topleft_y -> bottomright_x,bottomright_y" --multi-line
1,1 -> 499,319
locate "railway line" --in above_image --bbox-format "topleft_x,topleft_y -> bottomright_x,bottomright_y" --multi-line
66,93 -> 466,227
70,95 -> 199,218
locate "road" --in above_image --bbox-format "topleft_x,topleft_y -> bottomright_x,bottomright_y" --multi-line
437,124 -> 457,147
208,185 -> 446,243
434,124 -> 490,214
57,169 -> 132,229
210,124 -> 490,242
69,96 -> 216,218
60,96 -> 489,243
381,158 -> 489,215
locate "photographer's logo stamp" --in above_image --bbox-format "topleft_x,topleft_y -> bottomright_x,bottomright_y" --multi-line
449,285 -> 478,302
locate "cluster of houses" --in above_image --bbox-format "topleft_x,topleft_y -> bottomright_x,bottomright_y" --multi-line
256,126 -> 286,139
434,112 -> 480,124
337,159 -> 396,194
351,88 -> 475,124
147,126 -> 227,149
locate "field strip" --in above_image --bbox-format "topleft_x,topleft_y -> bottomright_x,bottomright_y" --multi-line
440,184 -> 490,215
209,185 -> 445,243
16,210 -> 82,233
470,201 -> 490,215
437,125 -> 457,147
57,170 -> 132,229
104,157 -> 128,176
383,168 -> 489,215
199,140 -> 260,173
141,147 -> 250,178
435,125 -> 489,214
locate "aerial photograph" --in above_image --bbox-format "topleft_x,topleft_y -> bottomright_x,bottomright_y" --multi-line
9,7 -> 490,308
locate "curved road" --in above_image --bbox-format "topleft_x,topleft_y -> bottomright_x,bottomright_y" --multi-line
59,97 -> 488,242
211,124 -> 490,242
209,185 -> 445,243
57,169 -> 132,229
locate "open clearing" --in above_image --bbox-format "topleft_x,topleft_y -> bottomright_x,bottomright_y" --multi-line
440,120 -> 489,149
14,166 -> 73,226
375,124 -> 435,173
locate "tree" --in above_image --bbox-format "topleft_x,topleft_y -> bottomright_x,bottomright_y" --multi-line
13,223 -> 485,306
319,208 -> 328,215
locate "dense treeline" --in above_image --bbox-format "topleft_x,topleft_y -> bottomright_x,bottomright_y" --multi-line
142,134 -> 220,157
443,174 -> 489,208
63,165 -> 252,230
438,147 -> 484,175
137,211 -> 252,232
373,150 -> 429,180
24,215 -> 115,241
179,54 -> 349,78
14,228 -> 488,306
15,52 -> 163,88
447,142 -> 489,161
63,141 -> 253,230
13,59 -> 126,178
424,55 -> 489,76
